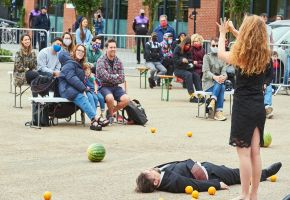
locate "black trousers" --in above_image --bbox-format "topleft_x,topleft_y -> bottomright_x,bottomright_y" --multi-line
25,70 -> 39,97
202,162 -> 268,186
136,36 -> 146,62
174,69 -> 202,94
32,30 -> 38,49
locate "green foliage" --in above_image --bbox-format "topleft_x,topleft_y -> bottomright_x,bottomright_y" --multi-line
50,0 -> 102,30
225,0 -> 250,28
2,0 -> 11,7
17,7 -> 25,28
0,49 -> 13,62
143,0 -> 161,33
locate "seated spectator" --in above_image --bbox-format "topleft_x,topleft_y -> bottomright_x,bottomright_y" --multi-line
86,35 -> 103,73
96,38 -> 130,124
58,46 -> 106,131
83,63 -> 106,119
37,37 -> 63,77
62,32 -> 75,54
172,32 -> 186,50
153,14 -> 176,43
173,37 -> 203,103
145,32 -> 167,88
135,159 -> 282,193
271,51 -> 284,84
160,32 -> 174,88
202,38 -> 228,121
76,17 -> 92,46
264,62 -> 274,119
14,34 -> 38,86
191,33 -> 205,78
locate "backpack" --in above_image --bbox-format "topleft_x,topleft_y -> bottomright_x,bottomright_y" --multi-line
31,75 -> 57,97
122,99 -> 148,126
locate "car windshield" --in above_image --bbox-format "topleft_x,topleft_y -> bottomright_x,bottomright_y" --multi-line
271,27 -> 290,43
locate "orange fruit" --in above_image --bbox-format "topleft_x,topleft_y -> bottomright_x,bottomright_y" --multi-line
208,186 -> 216,195
185,185 -> 193,194
192,190 -> 199,198
150,127 -> 156,133
270,175 -> 277,182
43,191 -> 51,200
187,131 -> 193,137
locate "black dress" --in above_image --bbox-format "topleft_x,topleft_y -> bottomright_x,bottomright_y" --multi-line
229,69 -> 266,148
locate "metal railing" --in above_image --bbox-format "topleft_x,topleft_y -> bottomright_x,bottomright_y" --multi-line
0,27 -> 49,58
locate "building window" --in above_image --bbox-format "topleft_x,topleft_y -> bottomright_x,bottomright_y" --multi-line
157,0 -> 189,22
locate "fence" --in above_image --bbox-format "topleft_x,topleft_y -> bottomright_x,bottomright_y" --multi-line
0,26 -> 49,57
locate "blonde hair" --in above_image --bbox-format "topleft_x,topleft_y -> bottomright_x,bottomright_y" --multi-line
191,34 -> 204,44
231,15 -> 271,75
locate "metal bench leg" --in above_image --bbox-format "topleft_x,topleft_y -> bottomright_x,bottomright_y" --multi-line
230,94 -> 232,115
166,79 -> 170,101
139,72 -> 142,88
161,79 -> 164,101
144,71 -> 147,89
14,86 -> 17,107
9,73 -> 13,93
19,86 -> 22,108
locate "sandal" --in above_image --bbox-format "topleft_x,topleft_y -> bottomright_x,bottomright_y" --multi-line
97,117 -> 110,127
90,119 -> 102,131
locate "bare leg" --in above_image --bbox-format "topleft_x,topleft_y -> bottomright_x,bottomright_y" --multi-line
105,94 -> 115,116
250,127 -> 262,200
236,146 -> 252,200
113,94 -> 130,113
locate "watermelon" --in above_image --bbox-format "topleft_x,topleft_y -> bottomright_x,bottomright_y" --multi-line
263,132 -> 272,147
87,143 -> 106,162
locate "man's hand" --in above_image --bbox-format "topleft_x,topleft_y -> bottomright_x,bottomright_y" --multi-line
53,71 -> 60,77
220,182 -> 229,190
94,89 -> 98,94
182,58 -> 189,63
193,61 -> 198,65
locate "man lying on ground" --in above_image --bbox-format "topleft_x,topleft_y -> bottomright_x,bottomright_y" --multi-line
135,159 -> 282,193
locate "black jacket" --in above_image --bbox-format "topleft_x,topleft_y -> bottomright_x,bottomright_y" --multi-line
144,41 -> 163,62
173,46 -> 193,70
35,14 -> 50,31
156,159 -> 221,193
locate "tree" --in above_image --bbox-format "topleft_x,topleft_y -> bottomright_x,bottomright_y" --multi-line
51,0 -> 102,29
225,0 -> 250,28
143,0 -> 161,33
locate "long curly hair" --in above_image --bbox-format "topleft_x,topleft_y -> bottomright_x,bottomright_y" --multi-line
231,15 -> 271,75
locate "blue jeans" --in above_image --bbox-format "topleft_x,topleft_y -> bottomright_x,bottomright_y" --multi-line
206,82 -> 225,111
87,92 -> 105,111
264,84 -> 272,106
283,55 -> 290,85
73,93 -> 96,120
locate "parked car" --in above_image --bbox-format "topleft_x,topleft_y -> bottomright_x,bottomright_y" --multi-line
269,20 -> 290,66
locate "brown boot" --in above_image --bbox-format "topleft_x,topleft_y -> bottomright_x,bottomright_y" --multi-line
214,111 -> 227,121
207,99 -> 216,119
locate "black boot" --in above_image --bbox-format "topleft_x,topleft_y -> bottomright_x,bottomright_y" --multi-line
148,77 -> 156,88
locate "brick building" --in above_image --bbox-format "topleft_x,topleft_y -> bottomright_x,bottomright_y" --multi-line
21,0 -> 290,40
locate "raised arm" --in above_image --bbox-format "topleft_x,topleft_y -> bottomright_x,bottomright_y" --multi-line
216,18 -> 233,65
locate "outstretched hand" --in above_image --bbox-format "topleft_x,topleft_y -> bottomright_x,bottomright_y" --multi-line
216,17 -> 230,35
220,182 -> 230,190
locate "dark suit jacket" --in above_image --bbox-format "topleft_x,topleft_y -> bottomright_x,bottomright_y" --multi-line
156,159 -> 221,193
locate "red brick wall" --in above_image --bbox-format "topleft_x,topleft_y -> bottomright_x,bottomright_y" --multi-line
188,0 -> 221,40
24,0 -> 37,28
63,3 -> 76,32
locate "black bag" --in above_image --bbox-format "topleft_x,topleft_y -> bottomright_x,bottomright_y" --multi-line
122,99 -> 148,126
31,75 -> 56,97
48,102 -> 78,119
31,102 -> 50,126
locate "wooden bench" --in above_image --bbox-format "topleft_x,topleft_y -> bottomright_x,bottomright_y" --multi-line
28,97 -> 85,129
136,66 -> 150,89
8,71 -> 31,108
157,75 -> 176,101
195,90 -> 234,118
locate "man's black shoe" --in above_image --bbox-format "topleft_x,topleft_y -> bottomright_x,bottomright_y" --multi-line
137,61 -> 140,64
189,96 -> 199,103
148,77 -> 156,89
265,162 -> 282,178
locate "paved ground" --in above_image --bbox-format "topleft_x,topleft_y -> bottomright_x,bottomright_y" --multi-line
0,62 -> 289,200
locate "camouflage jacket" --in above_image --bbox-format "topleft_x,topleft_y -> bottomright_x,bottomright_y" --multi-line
14,50 -> 37,73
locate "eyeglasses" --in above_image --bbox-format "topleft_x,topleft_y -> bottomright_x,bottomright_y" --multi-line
211,45 -> 218,47
76,49 -> 85,53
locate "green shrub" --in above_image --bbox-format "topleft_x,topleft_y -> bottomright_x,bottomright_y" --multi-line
0,48 -> 13,62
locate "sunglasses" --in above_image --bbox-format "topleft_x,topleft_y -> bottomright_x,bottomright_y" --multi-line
211,45 -> 218,47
